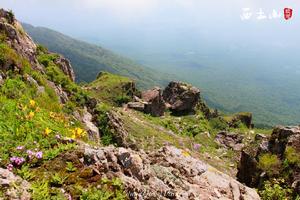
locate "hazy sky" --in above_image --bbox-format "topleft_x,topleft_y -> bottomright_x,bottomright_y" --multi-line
1,0 -> 300,58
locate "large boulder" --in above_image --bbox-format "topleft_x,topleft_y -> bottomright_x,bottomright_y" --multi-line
83,145 -> 260,200
141,87 -> 166,117
163,81 -> 200,113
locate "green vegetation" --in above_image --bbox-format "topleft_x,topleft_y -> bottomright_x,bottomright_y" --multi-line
284,146 -> 300,166
80,179 -> 127,200
259,179 -> 293,200
0,37 -> 127,199
258,153 -> 281,177
23,23 -> 174,89
95,103 -> 116,145
86,72 -> 135,106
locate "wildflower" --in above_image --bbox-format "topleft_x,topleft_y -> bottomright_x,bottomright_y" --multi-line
44,127 -> 52,136
182,151 -> 190,157
10,156 -> 25,166
29,99 -> 36,107
27,150 -> 34,159
16,146 -> 24,150
55,134 -> 61,140
7,164 -> 13,171
193,143 -> 201,151
35,151 -> 43,159
27,111 -> 35,119
71,127 -> 85,139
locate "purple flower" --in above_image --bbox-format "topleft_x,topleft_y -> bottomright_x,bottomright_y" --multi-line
26,150 -> 34,159
55,134 -> 61,140
7,164 -> 13,171
16,146 -> 24,150
10,156 -> 25,166
193,143 -> 201,151
35,151 -> 43,159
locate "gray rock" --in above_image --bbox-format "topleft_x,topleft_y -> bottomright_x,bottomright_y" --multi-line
0,168 -> 31,200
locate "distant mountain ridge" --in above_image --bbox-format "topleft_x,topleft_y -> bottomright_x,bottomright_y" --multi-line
22,23 -> 174,89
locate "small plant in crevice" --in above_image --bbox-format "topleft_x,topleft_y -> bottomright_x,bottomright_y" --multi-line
66,161 -> 77,172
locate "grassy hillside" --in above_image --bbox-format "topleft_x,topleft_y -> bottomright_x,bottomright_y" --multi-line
22,23 -> 174,89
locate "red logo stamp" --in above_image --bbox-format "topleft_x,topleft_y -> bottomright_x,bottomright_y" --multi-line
284,8 -> 293,20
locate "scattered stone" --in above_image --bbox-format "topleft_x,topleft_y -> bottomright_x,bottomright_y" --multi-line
215,131 -> 244,151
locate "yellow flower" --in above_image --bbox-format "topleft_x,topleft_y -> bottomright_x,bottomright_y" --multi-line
71,127 -> 86,139
27,111 -> 35,119
44,127 -> 52,136
182,151 -> 190,157
29,100 -> 36,108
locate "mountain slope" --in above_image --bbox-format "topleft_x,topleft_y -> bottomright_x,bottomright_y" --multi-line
0,9 -> 264,199
22,23 -> 174,89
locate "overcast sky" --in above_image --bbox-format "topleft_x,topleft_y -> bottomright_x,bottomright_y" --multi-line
1,0 -> 300,57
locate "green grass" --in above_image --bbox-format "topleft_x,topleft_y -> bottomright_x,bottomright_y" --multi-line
86,71 -> 135,105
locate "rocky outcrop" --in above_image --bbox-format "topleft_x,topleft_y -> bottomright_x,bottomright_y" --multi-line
228,112 -> 253,129
47,80 -> 69,103
83,145 -> 260,200
107,111 -> 130,147
53,55 -> 75,82
237,126 -> 300,194
0,9 -> 42,71
0,168 -> 31,200
163,81 -> 200,113
215,131 -> 244,151
74,107 -> 100,142
141,87 -> 166,117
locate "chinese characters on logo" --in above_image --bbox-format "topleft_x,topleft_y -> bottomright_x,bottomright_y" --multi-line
241,8 -> 293,21
284,8 -> 293,20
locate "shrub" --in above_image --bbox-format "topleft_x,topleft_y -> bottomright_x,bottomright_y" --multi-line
259,179 -> 292,200
284,146 -> 300,166
115,95 -> 131,106
258,153 -> 281,176
209,117 -> 228,131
